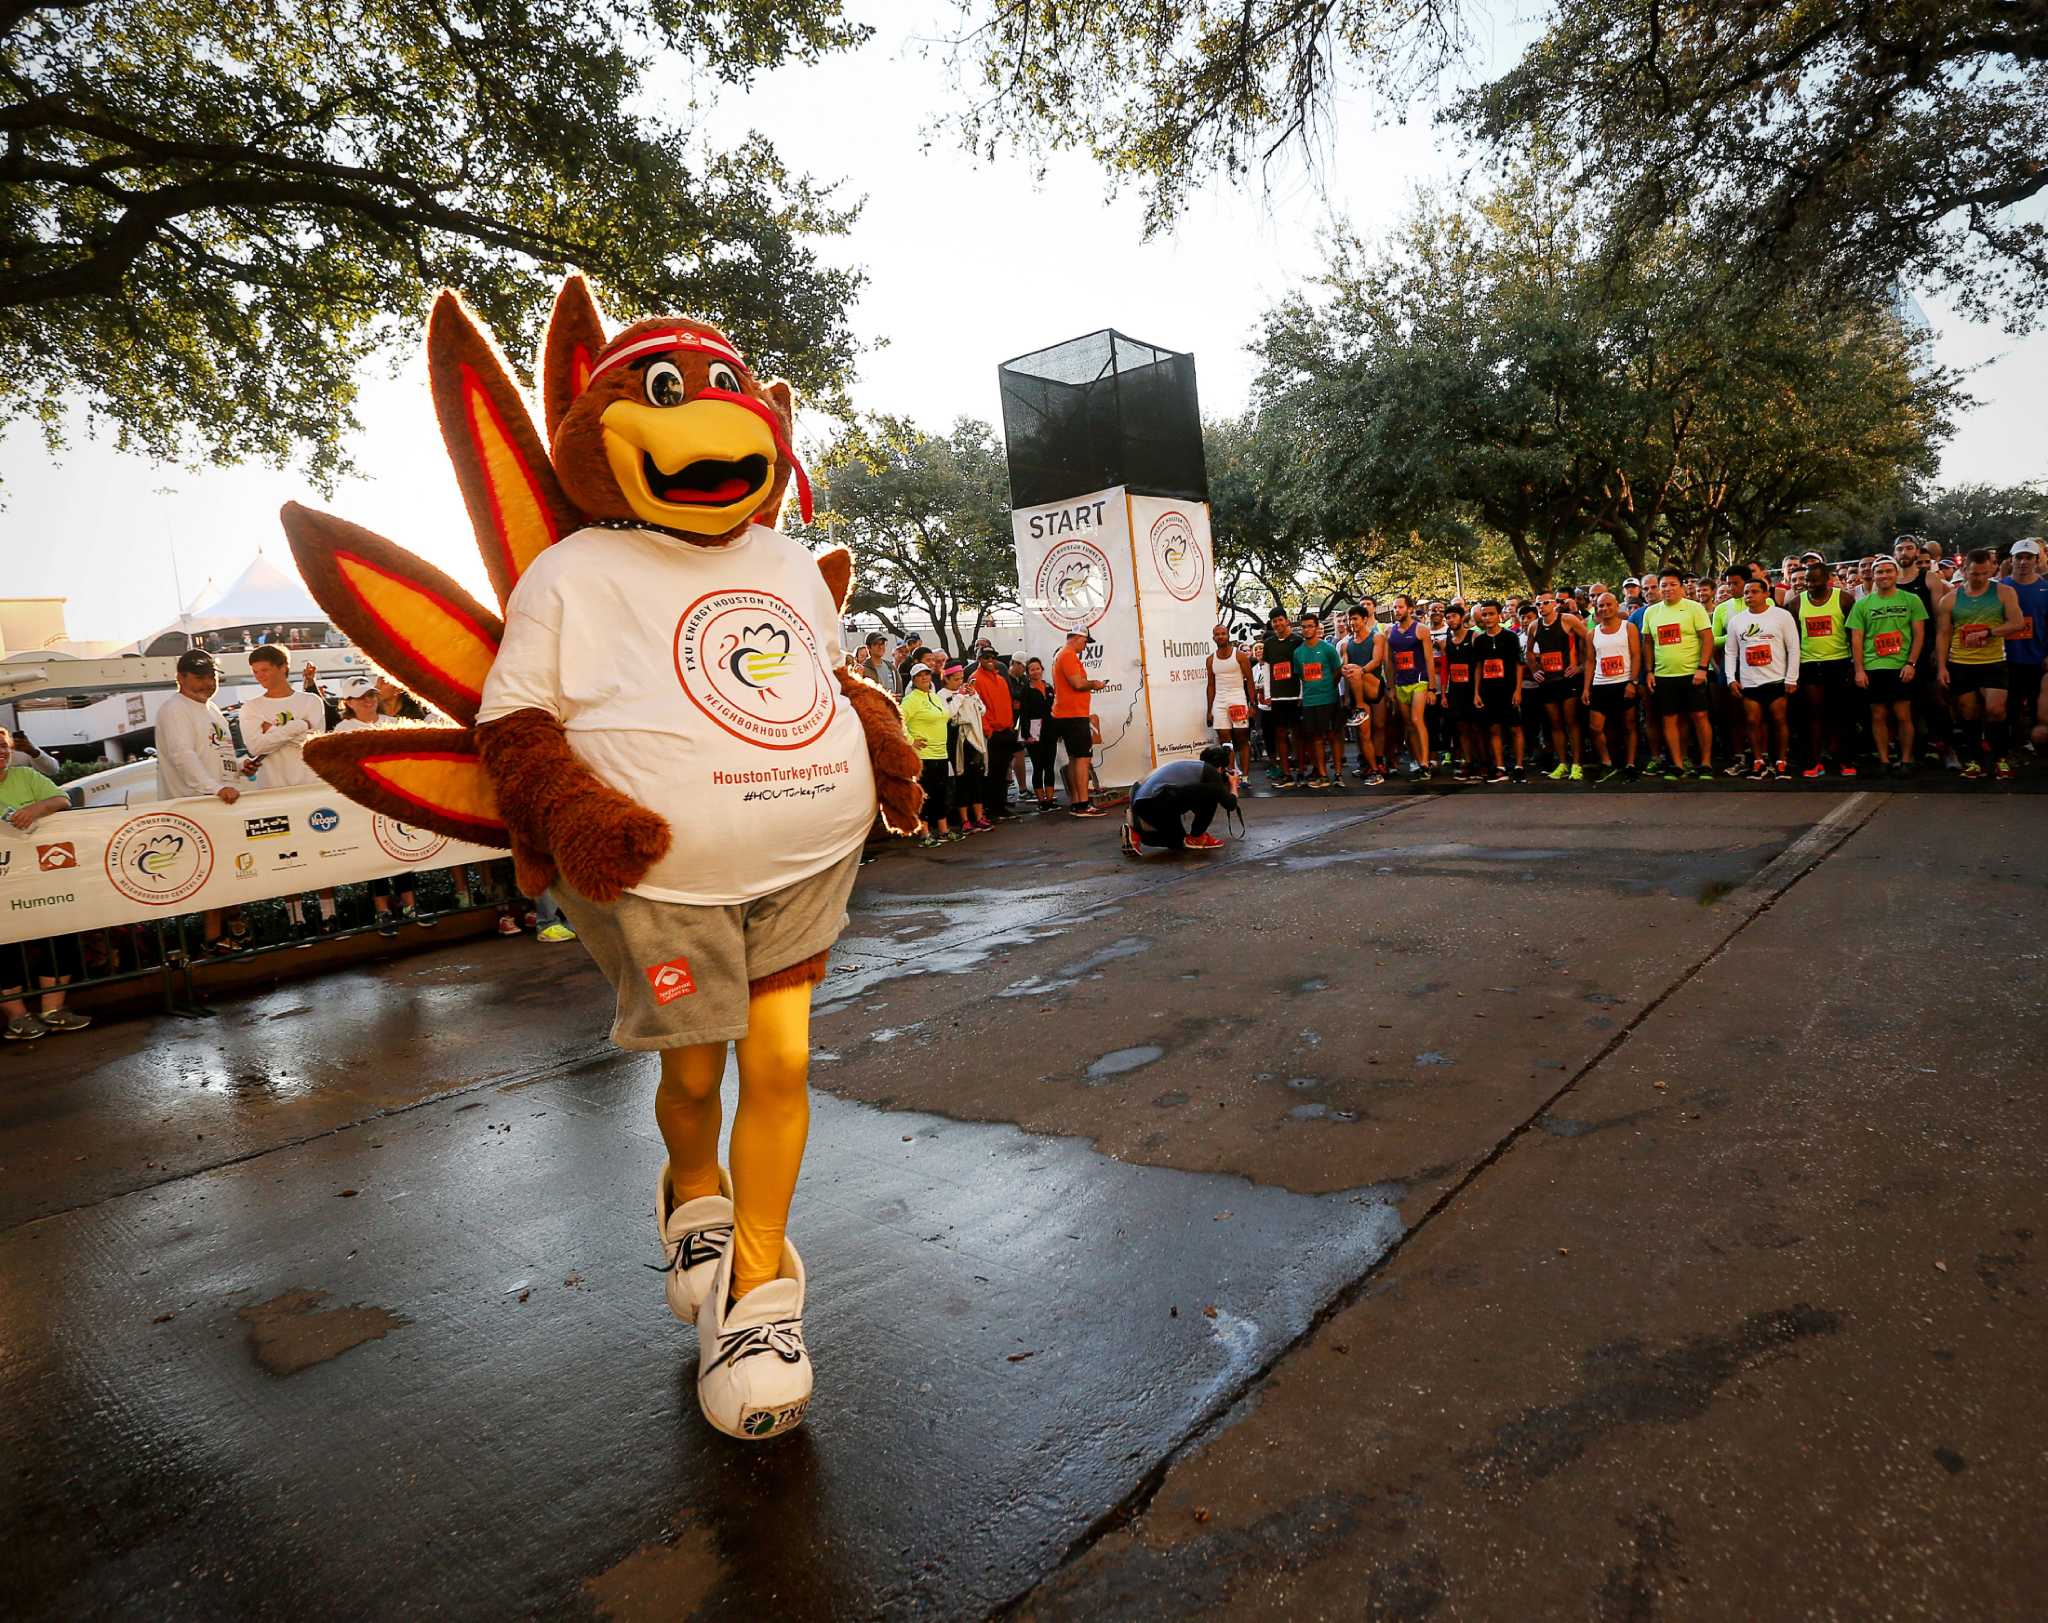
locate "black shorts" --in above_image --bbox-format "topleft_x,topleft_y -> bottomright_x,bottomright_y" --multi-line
1738,681 -> 1787,707
1052,715 -> 1094,759
1652,677 -> 1709,715
1476,688 -> 1521,726
1946,662 -> 2007,696
1531,680 -> 1577,710
1301,701 -> 1339,736
1267,699 -> 1301,734
1863,668 -> 1909,705
1802,658 -> 1852,691
1587,683 -> 1635,717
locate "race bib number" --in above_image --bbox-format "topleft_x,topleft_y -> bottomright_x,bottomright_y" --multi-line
1744,642 -> 1773,667
1271,661 -> 1292,680
1598,654 -> 1625,678
1804,615 -> 1833,639
1449,663 -> 1471,684
1303,661 -> 1324,683
1872,630 -> 1904,657
1960,624 -> 1990,649
1395,650 -> 1417,673
1481,658 -> 1506,680
1656,622 -> 1683,646
1540,649 -> 1564,673
1227,703 -> 1249,724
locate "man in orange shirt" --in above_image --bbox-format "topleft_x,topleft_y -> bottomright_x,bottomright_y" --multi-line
1052,628 -> 1109,816
973,647 -> 1020,820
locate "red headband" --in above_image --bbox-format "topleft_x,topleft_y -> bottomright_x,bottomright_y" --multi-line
584,326 -> 812,524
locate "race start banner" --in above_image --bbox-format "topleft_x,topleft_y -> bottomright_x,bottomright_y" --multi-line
0,783 -> 500,945
1011,486 -> 1219,788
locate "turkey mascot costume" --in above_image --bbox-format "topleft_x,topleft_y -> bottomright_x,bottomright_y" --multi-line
282,276 -> 922,1440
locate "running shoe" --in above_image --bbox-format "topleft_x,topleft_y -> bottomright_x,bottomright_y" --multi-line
1960,760 -> 1985,780
1567,764 -> 1584,782
1070,804 -> 1108,818
1623,764 -> 1642,782
376,915 -> 399,938
1838,761 -> 1859,779
536,922 -> 578,943
1487,768 -> 1511,784
970,817 -> 995,833
654,1161 -> 734,1323
497,914 -> 521,936
5,1014 -> 48,1041
1310,776 -> 1333,790
1365,771 -> 1387,786
1692,765 -> 1715,782
1888,761 -> 1912,779
1746,759 -> 1770,781
1723,758 -> 1749,778
1595,765 -> 1620,784
1183,832 -> 1226,851
1547,762 -> 1569,781
695,1239 -> 811,1441
1801,763 -> 1826,779
1774,761 -> 1792,781
37,1007 -> 90,1033
1409,764 -> 1428,782
918,834 -> 946,848
1509,766 -> 1526,784
1995,757 -> 2015,781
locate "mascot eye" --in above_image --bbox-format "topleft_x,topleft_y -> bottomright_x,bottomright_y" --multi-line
644,361 -> 686,407
707,362 -> 741,394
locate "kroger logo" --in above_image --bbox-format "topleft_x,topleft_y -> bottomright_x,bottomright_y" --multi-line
308,807 -> 341,833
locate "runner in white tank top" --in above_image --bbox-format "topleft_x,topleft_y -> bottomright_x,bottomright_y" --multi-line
1206,623 -> 1255,775
1582,592 -> 1644,781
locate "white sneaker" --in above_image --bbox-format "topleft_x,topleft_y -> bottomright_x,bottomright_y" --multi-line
653,1159 -> 734,1323
696,1238 -> 812,1440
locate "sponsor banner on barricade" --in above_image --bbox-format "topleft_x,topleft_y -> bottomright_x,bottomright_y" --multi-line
1010,485 -> 1152,788
1127,495 -> 1220,765
0,784 -> 500,944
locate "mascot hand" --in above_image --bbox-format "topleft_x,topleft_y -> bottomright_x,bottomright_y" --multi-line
476,707 -> 672,903
547,784 -> 672,904
838,666 -> 924,837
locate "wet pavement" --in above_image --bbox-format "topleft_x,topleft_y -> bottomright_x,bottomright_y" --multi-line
3,789 -> 2042,1618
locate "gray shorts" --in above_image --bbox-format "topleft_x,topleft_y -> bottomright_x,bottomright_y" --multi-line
553,847 -> 863,1050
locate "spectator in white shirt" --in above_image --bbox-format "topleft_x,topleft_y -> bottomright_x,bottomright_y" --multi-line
153,650 -> 246,954
334,680 -> 426,935
237,644 -> 326,789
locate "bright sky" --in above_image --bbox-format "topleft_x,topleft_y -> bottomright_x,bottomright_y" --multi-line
4,5 -> 2043,641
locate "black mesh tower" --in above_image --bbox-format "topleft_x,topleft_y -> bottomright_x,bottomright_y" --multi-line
998,330 -> 1207,508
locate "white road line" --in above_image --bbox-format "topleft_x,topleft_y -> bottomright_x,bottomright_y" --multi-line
1719,791 -> 1879,911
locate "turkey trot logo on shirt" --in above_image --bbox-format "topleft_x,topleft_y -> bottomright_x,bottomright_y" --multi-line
373,814 -> 448,864
104,811 -> 214,906
673,589 -> 833,750
1147,509 -> 1206,602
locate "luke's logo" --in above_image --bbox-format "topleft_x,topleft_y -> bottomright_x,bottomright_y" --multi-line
36,842 -> 76,870
645,957 -> 697,1005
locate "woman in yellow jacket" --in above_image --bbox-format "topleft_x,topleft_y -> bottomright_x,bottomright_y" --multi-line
899,665 -> 961,846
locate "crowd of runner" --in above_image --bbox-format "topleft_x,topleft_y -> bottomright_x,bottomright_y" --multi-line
1210,537 -> 2046,787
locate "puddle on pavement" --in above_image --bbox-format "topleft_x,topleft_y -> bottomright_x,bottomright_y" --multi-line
1414,1051 -> 1453,1067
238,1288 -> 408,1376
998,936 -> 1153,998
1279,841 -> 1574,874
1085,1044 -> 1166,1082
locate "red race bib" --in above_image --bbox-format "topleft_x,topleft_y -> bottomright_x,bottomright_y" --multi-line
1395,650 -> 1417,673
1805,615 -> 1833,638
1303,661 -> 1324,682
1540,649 -> 1564,672
1481,658 -> 1506,679
1227,703 -> 1248,724
1272,661 -> 1292,680
1656,622 -> 1683,646
1449,664 -> 1471,684
1960,624 -> 1989,648
1872,630 -> 1903,657
1744,642 -> 1772,667
1599,654 -> 1625,678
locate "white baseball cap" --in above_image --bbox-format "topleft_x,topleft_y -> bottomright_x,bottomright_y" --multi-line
341,677 -> 378,697
2011,537 -> 2044,557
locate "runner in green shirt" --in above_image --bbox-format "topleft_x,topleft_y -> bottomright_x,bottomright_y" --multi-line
1847,557 -> 1928,775
1640,570 -> 1715,777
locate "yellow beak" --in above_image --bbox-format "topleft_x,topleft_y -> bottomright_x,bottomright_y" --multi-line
600,397 -> 778,534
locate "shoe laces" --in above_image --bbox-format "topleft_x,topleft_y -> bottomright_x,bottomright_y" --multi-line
704,1316 -> 807,1375
646,1222 -> 732,1276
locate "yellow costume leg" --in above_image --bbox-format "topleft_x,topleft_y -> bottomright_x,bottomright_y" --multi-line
656,1044 -> 726,1205
728,979 -> 813,1300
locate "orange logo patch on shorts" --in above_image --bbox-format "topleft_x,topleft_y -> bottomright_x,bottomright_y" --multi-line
645,957 -> 697,1005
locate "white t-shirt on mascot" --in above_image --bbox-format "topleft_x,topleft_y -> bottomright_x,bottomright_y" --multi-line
478,523 -> 877,906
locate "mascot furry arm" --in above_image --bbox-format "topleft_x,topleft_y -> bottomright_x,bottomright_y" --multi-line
282,276 -> 922,903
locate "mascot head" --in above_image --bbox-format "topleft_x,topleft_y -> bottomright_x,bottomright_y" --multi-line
538,284 -> 809,544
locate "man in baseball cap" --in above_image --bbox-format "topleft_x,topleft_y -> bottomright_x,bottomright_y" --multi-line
2002,539 -> 2046,746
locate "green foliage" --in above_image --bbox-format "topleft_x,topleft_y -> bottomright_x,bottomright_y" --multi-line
805,415 -> 1016,653
1,0 -> 870,486
946,0 -> 2048,327
1837,480 -> 2048,557
1249,155 -> 1960,588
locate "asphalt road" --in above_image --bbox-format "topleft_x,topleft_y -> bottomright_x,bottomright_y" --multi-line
2,787 -> 2040,1620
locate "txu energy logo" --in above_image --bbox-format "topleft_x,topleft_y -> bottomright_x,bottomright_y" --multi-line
104,812 -> 215,906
